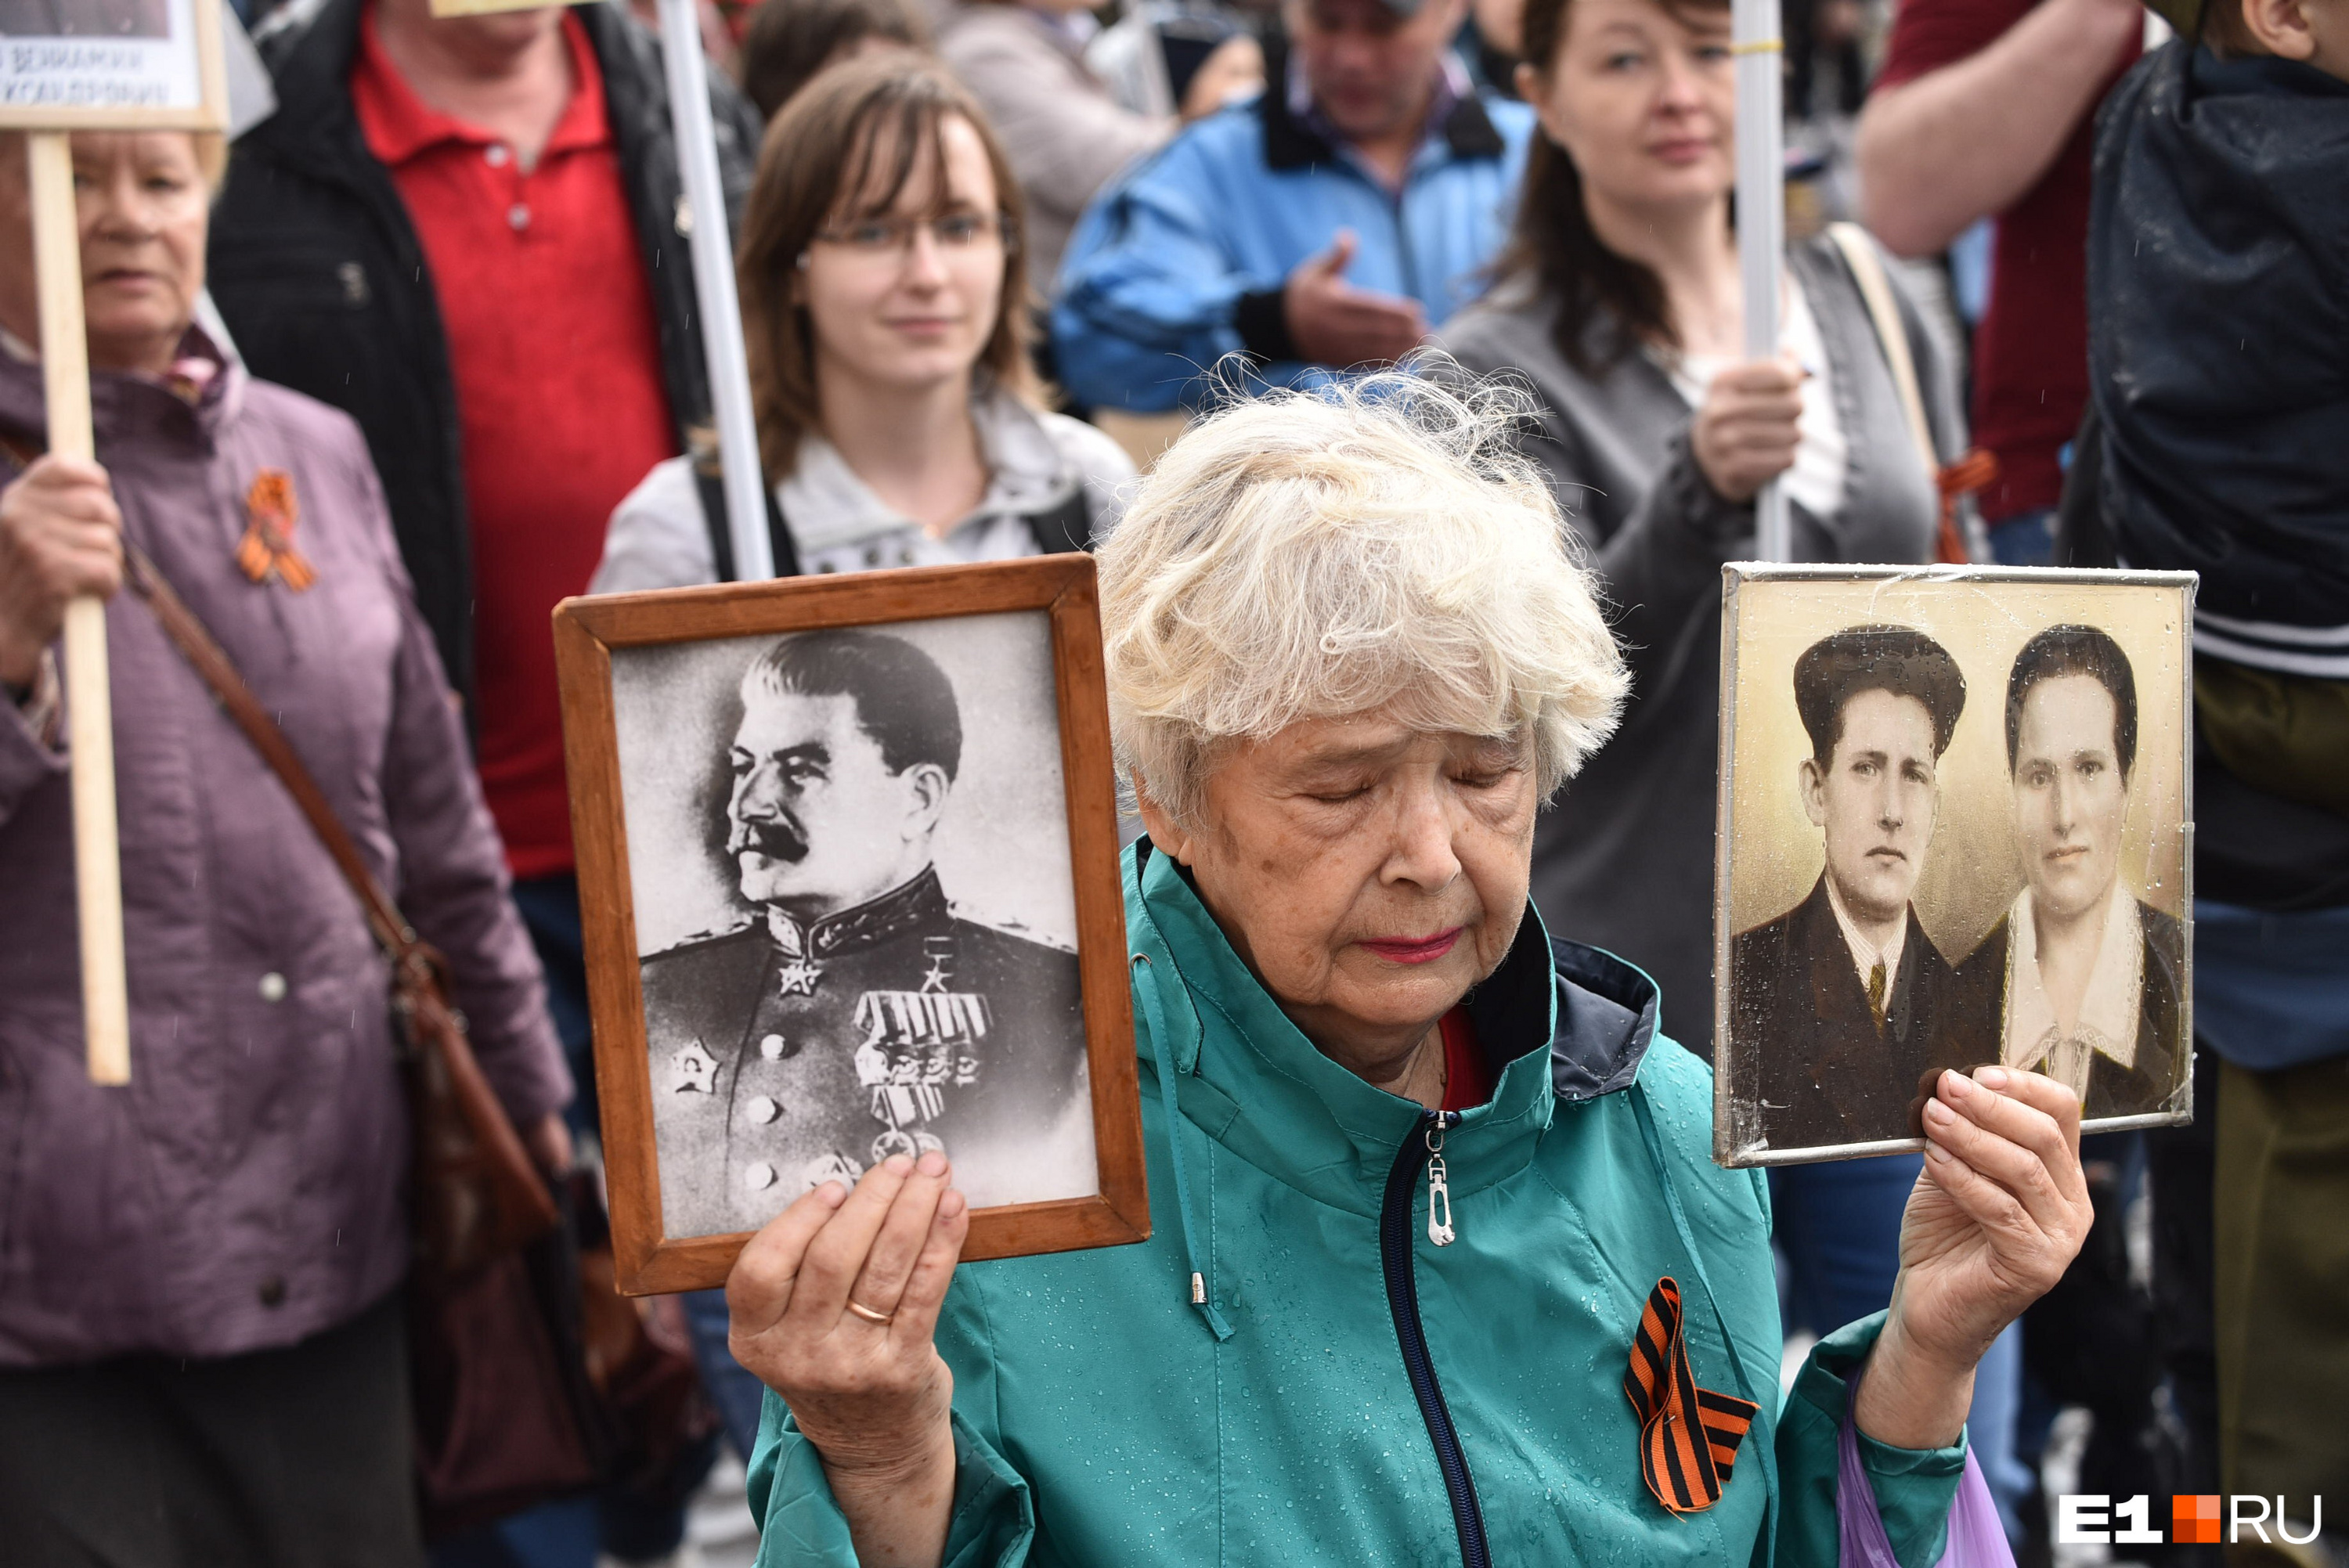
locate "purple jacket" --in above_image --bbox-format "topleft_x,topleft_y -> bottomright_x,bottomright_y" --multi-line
0,339 -> 570,1367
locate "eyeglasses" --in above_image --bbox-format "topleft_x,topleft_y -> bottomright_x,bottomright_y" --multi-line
803,211 -> 1015,263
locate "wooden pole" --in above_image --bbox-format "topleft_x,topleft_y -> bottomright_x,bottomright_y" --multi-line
28,132 -> 129,1085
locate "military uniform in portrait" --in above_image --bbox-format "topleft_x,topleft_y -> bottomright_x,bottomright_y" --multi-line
644,867 -> 1089,1238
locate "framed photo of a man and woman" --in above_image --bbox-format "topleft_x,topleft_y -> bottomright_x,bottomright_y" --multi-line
554,557 -> 1148,1294
1714,564 -> 2197,1167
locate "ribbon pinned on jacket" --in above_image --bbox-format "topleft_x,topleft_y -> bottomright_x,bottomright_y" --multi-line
1625,1276 -> 1759,1515
234,468 -> 317,592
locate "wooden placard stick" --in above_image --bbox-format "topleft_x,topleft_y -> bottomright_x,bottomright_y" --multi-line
1,0 -> 233,1082
27,133 -> 128,1084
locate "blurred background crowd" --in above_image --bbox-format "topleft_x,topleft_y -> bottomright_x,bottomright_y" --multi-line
0,0 -> 2340,1560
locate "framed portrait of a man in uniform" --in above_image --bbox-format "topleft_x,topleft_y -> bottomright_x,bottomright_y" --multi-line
555,557 -> 1147,1294
1713,564 -> 2197,1167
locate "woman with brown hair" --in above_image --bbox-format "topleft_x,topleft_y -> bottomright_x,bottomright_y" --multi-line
1438,0 -> 1965,1062
592,56 -> 1133,594
1434,0 -> 2033,1530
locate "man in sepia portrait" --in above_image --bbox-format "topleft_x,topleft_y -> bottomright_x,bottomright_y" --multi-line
1949,625 -> 2182,1117
1733,625 -> 1970,1149
640,628 -> 1089,1238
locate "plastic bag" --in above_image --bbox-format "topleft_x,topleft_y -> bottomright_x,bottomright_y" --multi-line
1837,1398 -> 2016,1568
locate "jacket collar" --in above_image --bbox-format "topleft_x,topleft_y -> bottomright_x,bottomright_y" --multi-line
763,864 -> 950,961
2188,40 -> 2349,99
1257,35 -> 1506,174
0,323 -> 245,453
1125,837 -> 1654,1212
249,0 -> 646,178
781,384 -> 1085,555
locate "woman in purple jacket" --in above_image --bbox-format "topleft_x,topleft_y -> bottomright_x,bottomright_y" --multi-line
0,131 -> 571,1566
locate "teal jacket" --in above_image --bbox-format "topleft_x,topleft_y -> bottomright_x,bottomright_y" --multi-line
749,841 -> 1966,1565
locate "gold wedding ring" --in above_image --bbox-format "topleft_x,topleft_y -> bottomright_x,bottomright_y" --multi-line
845,1298 -> 895,1326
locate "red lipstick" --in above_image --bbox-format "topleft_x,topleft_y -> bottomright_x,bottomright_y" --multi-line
1359,928 -> 1463,965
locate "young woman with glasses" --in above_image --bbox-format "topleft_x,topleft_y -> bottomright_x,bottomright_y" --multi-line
592,56 -> 1133,592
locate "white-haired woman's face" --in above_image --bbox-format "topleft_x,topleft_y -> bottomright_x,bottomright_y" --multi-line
1141,711 -> 1537,1076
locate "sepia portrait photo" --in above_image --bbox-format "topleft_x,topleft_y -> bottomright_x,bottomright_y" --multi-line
1714,565 -> 2196,1166
556,558 -> 1146,1292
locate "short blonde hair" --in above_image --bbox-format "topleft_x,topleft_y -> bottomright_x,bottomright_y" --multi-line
1098,369 -> 1629,828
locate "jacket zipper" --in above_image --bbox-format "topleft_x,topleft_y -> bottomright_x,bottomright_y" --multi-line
1380,1108 -> 1490,1568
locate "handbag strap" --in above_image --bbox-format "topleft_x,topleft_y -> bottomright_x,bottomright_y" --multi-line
0,429 -> 431,971
1825,222 -> 1989,565
118,541 -> 431,974
1826,222 -> 1937,476
691,459 -> 802,582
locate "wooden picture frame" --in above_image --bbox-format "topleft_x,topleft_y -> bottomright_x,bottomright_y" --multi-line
426,0 -> 589,20
0,0 -> 229,132
554,555 -> 1148,1296
1712,564 -> 2197,1169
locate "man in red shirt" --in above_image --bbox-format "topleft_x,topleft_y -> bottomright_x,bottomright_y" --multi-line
214,0 -> 755,1093
1856,0 -> 2142,565
210,0 -> 760,1559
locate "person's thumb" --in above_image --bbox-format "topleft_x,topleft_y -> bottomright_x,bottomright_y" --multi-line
1306,228 -> 1359,279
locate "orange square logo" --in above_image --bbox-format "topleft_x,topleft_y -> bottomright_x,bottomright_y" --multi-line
2174,1494 -> 2222,1544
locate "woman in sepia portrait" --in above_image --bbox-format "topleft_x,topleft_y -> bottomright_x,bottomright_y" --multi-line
1951,625 -> 2185,1119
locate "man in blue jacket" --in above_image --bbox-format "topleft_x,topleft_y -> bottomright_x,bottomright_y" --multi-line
1050,0 -> 1533,412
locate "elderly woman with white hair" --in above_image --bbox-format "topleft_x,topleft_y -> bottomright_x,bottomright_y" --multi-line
721,378 -> 2091,1568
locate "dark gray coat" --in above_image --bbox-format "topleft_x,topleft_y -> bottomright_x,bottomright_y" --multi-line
1439,236 -> 1965,1056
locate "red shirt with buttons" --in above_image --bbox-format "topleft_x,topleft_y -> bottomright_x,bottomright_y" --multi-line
352,9 -> 677,879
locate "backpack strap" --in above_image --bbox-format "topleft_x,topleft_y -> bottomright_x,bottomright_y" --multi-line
692,462 -> 802,582
1026,486 -> 1095,557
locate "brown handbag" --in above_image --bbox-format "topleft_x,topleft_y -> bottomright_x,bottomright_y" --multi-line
117,542 -> 615,1531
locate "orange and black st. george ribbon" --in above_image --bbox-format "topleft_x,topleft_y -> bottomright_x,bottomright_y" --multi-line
1624,1276 -> 1759,1515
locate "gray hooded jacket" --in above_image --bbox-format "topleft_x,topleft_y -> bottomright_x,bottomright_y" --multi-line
1439,234 -> 1965,1055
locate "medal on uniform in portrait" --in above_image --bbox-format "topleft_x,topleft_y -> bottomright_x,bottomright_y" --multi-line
667,1038 -> 721,1095
853,937 -> 990,1166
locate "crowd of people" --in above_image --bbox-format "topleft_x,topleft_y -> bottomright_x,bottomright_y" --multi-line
0,0 -> 2340,1559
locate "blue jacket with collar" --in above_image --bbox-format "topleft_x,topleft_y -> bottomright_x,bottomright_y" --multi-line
1048,49 -> 1533,413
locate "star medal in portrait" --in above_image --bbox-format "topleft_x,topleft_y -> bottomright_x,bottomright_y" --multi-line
774,956 -> 822,997
233,468 -> 318,591
853,938 -> 990,1165
667,1037 -> 720,1094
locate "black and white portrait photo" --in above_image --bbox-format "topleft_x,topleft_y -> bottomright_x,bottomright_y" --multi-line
1715,567 -> 2195,1166
612,615 -> 1095,1240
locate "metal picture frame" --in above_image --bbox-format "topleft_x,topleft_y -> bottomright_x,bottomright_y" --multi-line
1712,562 -> 2198,1168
